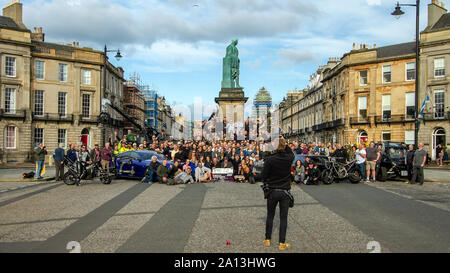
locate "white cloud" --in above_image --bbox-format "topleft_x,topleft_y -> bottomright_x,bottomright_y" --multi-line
366,0 -> 381,5
274,48 -> 317,67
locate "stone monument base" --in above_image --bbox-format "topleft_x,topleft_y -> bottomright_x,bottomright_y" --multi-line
215,88 -> 248,123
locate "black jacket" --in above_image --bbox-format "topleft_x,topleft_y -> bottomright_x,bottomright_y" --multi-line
261,145 -> 295,190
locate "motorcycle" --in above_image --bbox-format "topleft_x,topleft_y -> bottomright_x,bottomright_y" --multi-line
63,158 -> 112,186
320,158 -> 361,184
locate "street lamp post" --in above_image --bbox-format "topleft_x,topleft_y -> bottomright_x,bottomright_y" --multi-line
102,45 -> 122,145
103,45 -> 122,98
391,1 -> 420,148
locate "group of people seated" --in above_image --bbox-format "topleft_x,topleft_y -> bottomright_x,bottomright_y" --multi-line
291,158 -> 321,185
139,153 -> 264,185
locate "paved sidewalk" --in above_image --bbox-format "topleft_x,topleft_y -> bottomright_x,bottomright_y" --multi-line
0,166 -> 56,182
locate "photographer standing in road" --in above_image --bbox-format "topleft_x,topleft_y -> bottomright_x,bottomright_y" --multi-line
261,137 -> 295,250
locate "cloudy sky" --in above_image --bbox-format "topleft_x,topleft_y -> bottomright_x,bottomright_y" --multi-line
9,0 -> 432,108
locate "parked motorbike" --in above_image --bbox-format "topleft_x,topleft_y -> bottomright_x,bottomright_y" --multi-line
320,158 -> 361,184
63,158 -> 112,186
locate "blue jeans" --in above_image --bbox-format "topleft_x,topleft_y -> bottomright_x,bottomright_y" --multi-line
36,161 -> 44,178
142,170 -> 155,183
357,163 -> 366,181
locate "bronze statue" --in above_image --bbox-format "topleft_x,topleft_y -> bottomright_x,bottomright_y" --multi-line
221,39 -> 241,89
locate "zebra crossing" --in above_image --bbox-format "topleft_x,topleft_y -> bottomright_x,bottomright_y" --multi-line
0,180 -> 449,253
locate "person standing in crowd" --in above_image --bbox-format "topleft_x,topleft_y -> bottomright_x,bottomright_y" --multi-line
375,144 -> 386,180
35,143 -> 47,180
405,145 -> 415,184
79,145 -> 92,178
365,142 -> 380,183
355,144 -> 367,182
90,144 -> 101,164
436,144 -> 444,167
411,143 -> 427,185
53,143 -> 65,181
332,144 -> 348,164
320,142 -> 329,156
348,145 -> 357,162
112,142 -> 119,157
101,142 -> 113,173
126,129 -> 136,143
67,144 -> 77,165
261,137 -> 295,250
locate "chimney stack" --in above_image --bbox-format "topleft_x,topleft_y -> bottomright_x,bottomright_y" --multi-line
428,0 -> 447,28
2,0 -> 27,30
31,26 -> 45,42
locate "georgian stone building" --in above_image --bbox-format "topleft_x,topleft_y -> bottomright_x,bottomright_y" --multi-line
419,0 -> 450,160
0,1 -> 32,163
320,42 -> 417,146
0,0 -> 125,163
157,95 -> 174,135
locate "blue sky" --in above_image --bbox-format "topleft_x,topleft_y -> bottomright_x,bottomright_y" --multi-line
8,0 -> 434,109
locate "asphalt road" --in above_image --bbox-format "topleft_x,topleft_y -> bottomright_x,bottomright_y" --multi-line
0,178 -> 449,253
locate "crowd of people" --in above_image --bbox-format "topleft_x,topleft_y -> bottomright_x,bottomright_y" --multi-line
35,126 -> 437,186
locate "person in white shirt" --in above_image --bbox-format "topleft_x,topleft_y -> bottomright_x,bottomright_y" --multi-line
195,162 -> 212,182
355,145 -> 367,182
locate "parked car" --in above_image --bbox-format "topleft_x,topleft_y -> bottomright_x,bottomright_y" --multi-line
375,142 -> 408,181
291,154 -> 329,177
114,150 -> 173,179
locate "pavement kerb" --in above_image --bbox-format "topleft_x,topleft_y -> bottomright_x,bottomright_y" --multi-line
0,177 -> 56,183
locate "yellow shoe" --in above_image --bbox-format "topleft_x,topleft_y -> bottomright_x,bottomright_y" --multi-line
279,242 -> 291,250
263,239 -> 271,247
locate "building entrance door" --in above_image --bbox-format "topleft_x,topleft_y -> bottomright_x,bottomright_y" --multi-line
432,128 -> 446,160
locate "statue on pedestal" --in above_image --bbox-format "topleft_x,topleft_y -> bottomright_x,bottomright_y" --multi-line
221,39 -> 241,89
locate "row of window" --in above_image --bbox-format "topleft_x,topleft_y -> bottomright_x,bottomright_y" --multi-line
34,60 -> 91,84
3,127 -> 67,149
3,89 -> 91,118
3,57 -> 91,84
357,90 -> 445,120
358,58 -> 445,86
294,90 -> 445,128
358,130 -> 415,145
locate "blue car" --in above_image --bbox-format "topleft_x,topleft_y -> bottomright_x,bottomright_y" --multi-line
292,154 -> 329,167
115,150 -> 173,179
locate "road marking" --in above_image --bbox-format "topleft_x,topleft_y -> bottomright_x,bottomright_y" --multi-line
0,183 -> 63,207
117,183 -> 207,253
30,183 -> 151,253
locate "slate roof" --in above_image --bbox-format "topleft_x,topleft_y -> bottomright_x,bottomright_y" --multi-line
431,13 -> 450,30
376,42 -> 416,58
0,16 -> 21,30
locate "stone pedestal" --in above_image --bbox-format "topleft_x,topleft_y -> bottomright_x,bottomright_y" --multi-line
215,88 -> 248,123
